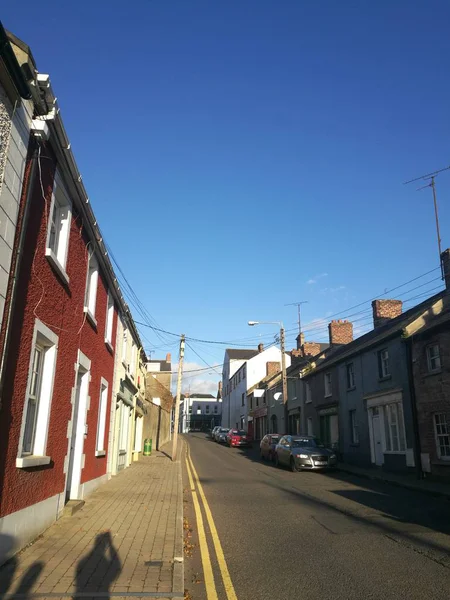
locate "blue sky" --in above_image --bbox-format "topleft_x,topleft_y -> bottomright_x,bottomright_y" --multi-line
4,1 -> 450,393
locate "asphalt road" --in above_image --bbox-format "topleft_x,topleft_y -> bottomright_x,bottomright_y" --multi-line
183,433 -> 450,600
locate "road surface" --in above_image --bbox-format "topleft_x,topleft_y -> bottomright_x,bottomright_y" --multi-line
182,433 -> 450,600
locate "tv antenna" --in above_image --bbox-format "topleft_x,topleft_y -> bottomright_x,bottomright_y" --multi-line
285,301 -> 308,336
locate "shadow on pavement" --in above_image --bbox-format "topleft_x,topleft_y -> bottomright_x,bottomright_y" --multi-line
75,531 -> 121,598
0,533 -> 44,600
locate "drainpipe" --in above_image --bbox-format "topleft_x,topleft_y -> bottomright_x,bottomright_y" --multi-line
0,142 -> 38,409
405,337 -> 423,480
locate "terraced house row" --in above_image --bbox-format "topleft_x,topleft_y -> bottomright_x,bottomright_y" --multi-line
0,24 -> 173,563
224,256 -> 450,483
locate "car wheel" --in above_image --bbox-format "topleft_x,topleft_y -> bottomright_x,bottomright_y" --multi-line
290,458 -> 298,472
274,453 -> 280,468
260,451 -> 265,461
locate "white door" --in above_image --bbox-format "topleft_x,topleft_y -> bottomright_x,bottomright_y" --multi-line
372,414 -> 384,466
66,365 -> 89,500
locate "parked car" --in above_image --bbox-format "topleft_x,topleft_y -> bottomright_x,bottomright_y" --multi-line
274,435 -> 337,472
227,429 -> 252,447
210,426 -> 220,439
215,427 -> 230,443
260,433 -> 282,461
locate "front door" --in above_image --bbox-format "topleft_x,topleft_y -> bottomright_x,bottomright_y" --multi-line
66,365 -> 89,501
372,414 -> 383,466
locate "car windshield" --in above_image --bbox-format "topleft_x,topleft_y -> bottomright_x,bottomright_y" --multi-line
270,436 -> 280,443
291,438 -> 325,448
234,430 -> 247,436
219,428 -> 229,433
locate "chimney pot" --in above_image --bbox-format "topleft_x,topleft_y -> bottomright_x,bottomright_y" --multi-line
258,343 -> 264,353
372,299 -> 403,328
296,332 -> 305,350
441,249 -> 450,289
328,319 -> 353,345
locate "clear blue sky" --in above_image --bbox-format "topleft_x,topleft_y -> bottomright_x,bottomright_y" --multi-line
4,1 -> 450,392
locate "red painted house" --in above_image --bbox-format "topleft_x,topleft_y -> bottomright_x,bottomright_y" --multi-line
0,32 -> 137,563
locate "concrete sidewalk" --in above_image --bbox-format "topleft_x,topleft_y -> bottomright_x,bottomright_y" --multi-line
0,444 -> 184,600
338,461 -> 450,500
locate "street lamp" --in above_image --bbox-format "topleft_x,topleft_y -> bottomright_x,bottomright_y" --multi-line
247,320 -> 288,429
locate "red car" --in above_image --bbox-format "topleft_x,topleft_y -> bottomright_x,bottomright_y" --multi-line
227,429 -> 253,447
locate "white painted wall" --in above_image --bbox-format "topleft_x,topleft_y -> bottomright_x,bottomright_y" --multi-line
225,347 -> 291,429
0,89 -> 33,327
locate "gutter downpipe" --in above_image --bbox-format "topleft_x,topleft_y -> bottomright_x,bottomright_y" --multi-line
404,336 -> 423,480
0,141 -> 38,409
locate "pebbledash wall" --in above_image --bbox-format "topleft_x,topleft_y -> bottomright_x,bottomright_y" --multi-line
0,136 -> 118,560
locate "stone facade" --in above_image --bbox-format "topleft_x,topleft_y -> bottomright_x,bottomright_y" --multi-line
411,321 -> 450,480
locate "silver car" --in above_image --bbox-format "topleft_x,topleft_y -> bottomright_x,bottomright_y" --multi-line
274,435 -> 337,471
214,427 -> 229,443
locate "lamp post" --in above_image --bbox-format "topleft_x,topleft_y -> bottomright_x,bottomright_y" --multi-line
248,320 -> 288,432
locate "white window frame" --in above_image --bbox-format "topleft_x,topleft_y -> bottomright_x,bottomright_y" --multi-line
17,320 -> 58,468
45,170 -> 72,285
427,344 -> 441,373
122,326 -> 128,365
84,252 -> 99,325
346,363 -> 355,389
105,292 -> 114,349
95,378 -> 108,456
324,372 -> 332,397
305,381 -> 312,403
130,338 -> 136,378
379,348 -> 390,378
434,413 -> 450,460
350,409 -> 359,444
307,417 -> 313,436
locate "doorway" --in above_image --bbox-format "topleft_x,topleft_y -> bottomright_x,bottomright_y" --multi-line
66,354 -> 90,501
371,408 -> 384,466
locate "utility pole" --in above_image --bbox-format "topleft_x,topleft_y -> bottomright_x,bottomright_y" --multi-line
280,325 -> 288,429
285,301 -> 308,336
404,165 -> 450,280
171,334 -> 185,462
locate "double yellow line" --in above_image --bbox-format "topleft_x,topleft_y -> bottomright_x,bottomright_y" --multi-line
185,447 -> 238,600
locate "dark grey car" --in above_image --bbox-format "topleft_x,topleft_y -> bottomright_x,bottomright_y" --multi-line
274,435 -> 337,472
215,427 -> 229,443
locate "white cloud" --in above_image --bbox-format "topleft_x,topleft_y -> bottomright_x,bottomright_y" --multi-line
171,361 -> 221,396
306,272 -> 328,285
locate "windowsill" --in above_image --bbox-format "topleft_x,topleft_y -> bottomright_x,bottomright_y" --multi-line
378,375 -> 392,382
324,394 -> 332,399
305,400 -> 312,404
383,450 -> 406,455
424,369 -> 442,377
95,450 -> 106,457
84,307 -> 97,329
432,458 -> 450,465
45,249 -> 69,286
16,455 -> 51,468
122,360 -> 129,370
347,386 -> 356,392
105,340 -> 114,354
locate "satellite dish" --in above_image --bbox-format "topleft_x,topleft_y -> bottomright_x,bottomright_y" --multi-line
273,392 -> 283,402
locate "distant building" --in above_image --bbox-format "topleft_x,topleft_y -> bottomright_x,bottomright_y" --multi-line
179,393 -> 222,433
147,353 -> 172,390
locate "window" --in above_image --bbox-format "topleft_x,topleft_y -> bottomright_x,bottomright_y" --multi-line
121,329 -> 128,365
189,405 -> 193,414
241,393 -> 245,407
214,405 -> 218,414
350,409 -> 359,444
305,381 -> 312,403
197,406 -> 202,414
96,380 -> 108,455
324,372 -> 332,397
383,403 -> 406,452
427,344 -> 441,373
243,364 -> 246,378
434,414 -> 450,459
346,363 -> 355,389
45,172 -> 72,282
105,292 -> 114,346
238,371 -> 241,382
18,320 -> 58,467
378,349 -> 390,379
205,405 -> 210,414
84,253 -> 99,320
307,417 -> 313,436
250,396 -> 253,410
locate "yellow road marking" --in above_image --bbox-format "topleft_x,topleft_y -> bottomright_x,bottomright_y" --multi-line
185,454 -> 218,600
187,450 -> 238,600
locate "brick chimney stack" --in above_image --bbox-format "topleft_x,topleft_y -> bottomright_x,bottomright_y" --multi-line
166,353 -> 171,363
296,333 -> 305,350
302,342 -> 322,357
258,343 -> 264,353
266,362 -> 280,377
372,299 -> 403,328
441,249 -> 450,290
328,320 -> 353,345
